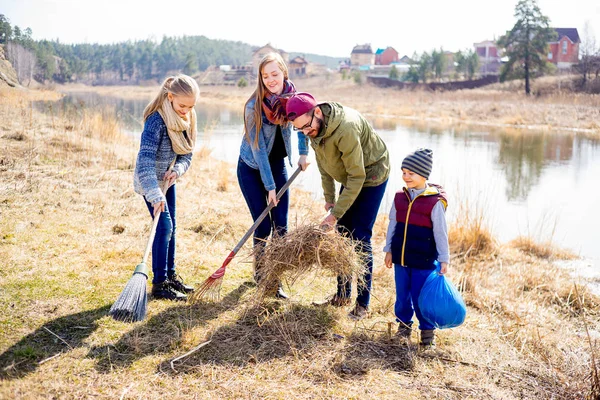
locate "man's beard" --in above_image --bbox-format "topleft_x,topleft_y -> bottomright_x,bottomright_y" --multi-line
307,116 -> 323,138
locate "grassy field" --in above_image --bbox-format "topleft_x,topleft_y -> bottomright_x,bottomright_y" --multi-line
1,83 -> 599,399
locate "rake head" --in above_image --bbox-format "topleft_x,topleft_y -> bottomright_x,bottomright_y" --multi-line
188,275 -> 223,304
188,252 -> 233,304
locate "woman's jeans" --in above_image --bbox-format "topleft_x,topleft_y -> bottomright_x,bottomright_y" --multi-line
144,184 -> 176,284
335,180 -> 388,308
237,157 -> 289,272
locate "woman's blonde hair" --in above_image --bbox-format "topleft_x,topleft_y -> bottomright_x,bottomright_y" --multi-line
143,74 -> 200,121
244,52 -> 289,148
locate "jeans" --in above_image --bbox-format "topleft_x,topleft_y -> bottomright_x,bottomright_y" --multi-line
144,184 -> 176,284
237,157 -> 289,253
393,265 -> 435,330
335,179 -> 388,308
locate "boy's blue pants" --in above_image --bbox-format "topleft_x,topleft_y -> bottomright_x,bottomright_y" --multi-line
394,265 -> 435,330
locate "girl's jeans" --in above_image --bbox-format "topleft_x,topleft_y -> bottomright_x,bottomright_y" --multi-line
144,184 -> 176,284
237,157 -> 289,261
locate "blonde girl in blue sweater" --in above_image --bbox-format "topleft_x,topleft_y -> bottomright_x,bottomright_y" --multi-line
133,74 -> 199,301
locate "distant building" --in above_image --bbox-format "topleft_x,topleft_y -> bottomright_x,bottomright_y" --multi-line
548,28 -> 580,69
338,59 -> 351,71
399,55 -> 413,64
473,40 -> 502,74
375,47 -> 399,65
351,44 -> 374,67
289,56 -> 309,78
252,43 -> 289,75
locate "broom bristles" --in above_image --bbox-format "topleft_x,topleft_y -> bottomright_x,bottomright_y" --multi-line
109,272 -> 148,322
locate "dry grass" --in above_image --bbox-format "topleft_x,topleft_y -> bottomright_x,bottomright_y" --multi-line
448,198 -> 497,261
216,161 -> 231,192
1,85 -> 599,399
253,225 -> 365,298
511,236 -> 578,261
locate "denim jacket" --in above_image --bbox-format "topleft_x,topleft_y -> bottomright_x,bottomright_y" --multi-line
239,98 -> 309,191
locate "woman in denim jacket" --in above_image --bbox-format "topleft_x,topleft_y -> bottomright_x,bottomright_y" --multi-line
237,52 -> 309,298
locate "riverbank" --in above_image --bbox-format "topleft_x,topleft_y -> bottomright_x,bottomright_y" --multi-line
1,85 -> 599,399
57,74 -> 600,135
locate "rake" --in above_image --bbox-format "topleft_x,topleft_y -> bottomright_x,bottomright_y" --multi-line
189,166 -> 302,303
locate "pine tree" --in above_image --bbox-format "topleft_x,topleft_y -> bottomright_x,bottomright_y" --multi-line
497,0 -> 556,94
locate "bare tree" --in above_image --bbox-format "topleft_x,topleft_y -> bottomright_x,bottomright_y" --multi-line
6,41 -> 36,86
577,21 -> 599,85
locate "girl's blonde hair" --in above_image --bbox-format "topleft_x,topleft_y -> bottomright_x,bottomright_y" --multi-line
143,74 -> 200,121
244,52 -> 289,148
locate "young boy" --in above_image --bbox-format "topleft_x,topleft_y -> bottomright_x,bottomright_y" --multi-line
383,148 -> 449,347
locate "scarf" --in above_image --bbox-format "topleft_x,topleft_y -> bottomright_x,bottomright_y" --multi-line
262,79 -> 296,125
157,97 -> 197,155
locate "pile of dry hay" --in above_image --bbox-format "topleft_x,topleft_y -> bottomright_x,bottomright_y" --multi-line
253,224 -> 366,297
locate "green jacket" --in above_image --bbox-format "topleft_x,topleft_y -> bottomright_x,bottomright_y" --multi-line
310,102 -> 390,219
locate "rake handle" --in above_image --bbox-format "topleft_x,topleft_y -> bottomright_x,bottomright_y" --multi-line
208,166 -> 303,279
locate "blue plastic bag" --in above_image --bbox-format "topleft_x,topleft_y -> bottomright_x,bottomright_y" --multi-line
417,262 -> 466,329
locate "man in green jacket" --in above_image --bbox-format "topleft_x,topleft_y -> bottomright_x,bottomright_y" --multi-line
286,92 -> 390,320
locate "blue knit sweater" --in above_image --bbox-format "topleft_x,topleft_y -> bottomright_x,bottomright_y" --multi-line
133,112 -> 193,205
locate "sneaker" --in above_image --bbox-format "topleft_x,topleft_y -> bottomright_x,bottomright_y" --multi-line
348,303 -> 369,321
313,295 -> 352,307
168,274 -> 195,294
152,281 -> 187,301
420,329 -> 436,347
395,323 -> 412,340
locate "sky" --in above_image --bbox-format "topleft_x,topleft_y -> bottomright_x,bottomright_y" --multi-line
2,0 -> 600,58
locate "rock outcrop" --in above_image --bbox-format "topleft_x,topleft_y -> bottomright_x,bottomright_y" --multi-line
0,45 -> 19,87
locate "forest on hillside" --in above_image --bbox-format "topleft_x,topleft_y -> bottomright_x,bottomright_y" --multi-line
0,14 -> 344,86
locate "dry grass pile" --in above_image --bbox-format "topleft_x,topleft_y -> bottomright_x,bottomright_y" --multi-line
254,225 -> 365,297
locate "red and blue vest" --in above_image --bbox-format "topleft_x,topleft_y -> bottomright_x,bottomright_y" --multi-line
390,184 -> 447,269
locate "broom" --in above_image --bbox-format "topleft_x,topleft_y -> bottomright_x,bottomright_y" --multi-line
189,166 -> 303,303
109,177 -> 171,322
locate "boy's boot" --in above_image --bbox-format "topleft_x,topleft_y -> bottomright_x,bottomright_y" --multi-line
168,273 -> 195,294
152,281 -> 187,301
420,329 -> 436,347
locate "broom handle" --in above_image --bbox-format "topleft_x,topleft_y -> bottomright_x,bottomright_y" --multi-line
234,166 -> 303,255
141,164 -> 175,264
142,205 -> 163,264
